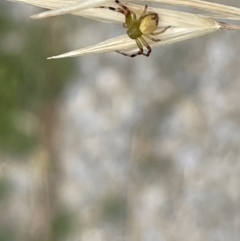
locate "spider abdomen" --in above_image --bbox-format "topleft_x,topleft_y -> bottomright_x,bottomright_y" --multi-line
139,13 -> 159,34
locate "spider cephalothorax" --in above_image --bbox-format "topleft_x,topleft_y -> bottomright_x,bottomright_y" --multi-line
99,0 -> 170,57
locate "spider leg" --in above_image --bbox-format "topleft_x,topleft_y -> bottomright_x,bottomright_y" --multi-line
116,51 -> 139,57
98,6 -> 126,15
99,0 -> 129,15
116,39 -> 144,57
150,26 -> 171,36
140,4 -> 148,17
139,37 -> 151,56
131,11 -> 137,21
115,0 -> 136,22
115,0 -> 140,17
138,4 -> 148,22
115,0 -> 131,15
99,1 -> 134,21
145,34 -> 161,42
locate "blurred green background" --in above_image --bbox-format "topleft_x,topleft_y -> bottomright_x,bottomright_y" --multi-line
1,1 -> 240,241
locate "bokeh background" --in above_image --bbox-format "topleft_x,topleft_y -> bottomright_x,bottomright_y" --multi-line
1,0 -> 240,241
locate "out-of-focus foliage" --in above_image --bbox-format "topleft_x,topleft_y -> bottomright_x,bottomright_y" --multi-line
51,209 -> 77,241
0,178 -> 10,201
0,2 -> 77,241
101,193 -> 126,224
0,2 -> 76,154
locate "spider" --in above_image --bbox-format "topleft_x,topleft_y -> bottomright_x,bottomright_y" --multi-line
99,0 -> 171,57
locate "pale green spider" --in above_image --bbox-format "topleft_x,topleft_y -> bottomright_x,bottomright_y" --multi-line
99,0 -> 171,57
